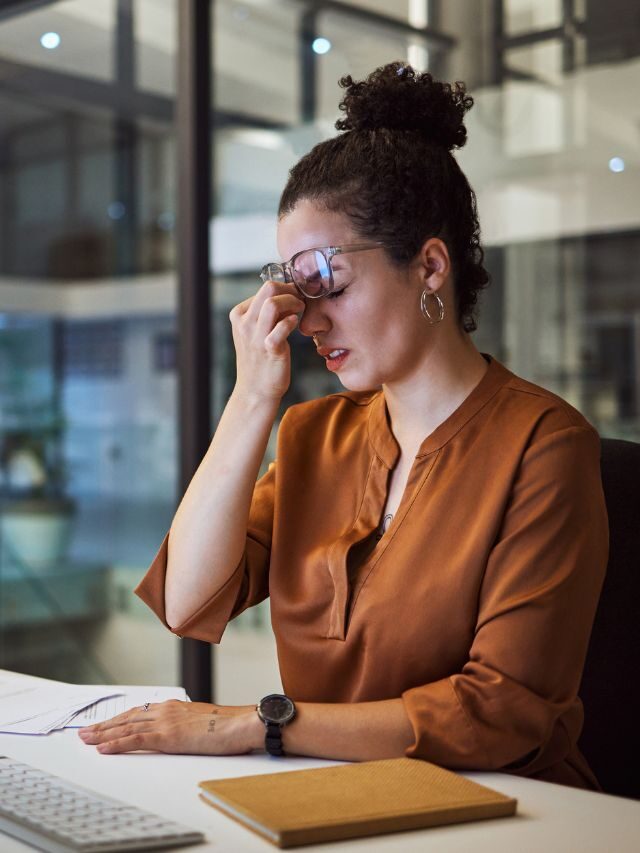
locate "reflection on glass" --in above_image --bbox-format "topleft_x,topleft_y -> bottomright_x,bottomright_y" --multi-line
214,0 -> 300,126
135,0 -> 176,96
343,0 -> 414,24
316,9 -> 433,121
0,0 -> 115,82
506,39 -> 565,85
457,22 -> 640,440
504,0 -> 562,36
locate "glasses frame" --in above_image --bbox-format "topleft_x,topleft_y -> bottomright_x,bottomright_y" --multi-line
260,242 -> 396,299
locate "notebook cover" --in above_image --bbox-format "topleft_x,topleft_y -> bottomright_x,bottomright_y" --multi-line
198,757 -> 517,848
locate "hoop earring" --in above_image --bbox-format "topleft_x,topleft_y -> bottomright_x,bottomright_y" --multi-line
420,289 -> 445,325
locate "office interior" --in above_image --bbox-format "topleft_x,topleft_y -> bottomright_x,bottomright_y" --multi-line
0,0 -> 638,707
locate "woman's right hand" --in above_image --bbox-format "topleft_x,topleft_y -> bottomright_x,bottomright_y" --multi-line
229,279 -> 306,404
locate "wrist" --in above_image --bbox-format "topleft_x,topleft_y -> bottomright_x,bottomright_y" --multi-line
248,709 -> 265,751
231,386 -> 282,413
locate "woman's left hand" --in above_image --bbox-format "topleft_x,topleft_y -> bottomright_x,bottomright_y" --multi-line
78,700 -> 262,755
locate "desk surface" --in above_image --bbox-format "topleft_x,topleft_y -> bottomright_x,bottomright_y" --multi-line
1,670 -> 638,853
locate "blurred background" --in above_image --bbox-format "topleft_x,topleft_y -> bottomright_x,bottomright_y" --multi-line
0,0 -> 638,701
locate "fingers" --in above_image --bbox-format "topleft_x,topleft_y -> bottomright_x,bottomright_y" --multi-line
78,702 -> 185,753
228,279 -> 306,404
79,713 -> 153,737
95,731 -> 157,754
255,293 -> 304,342
232,280 -> 303,324
78,702 -> 159,735
253,278 -> 301,306
230,294 -> 255,319
265,315 -> 299,355
79,720 -> 156,748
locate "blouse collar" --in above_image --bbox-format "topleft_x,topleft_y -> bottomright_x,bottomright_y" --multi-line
367,354 -> 512,469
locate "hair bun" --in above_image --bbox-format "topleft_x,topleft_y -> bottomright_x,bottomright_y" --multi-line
335,62 -> 473,151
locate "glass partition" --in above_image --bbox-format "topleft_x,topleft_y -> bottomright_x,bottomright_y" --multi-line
0,0 -> 179,686
2,0 -> 637,702
452,2 -> 640,439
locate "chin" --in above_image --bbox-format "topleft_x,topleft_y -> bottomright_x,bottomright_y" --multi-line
336,372 -> 383,394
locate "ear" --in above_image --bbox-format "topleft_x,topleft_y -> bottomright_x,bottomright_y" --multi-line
416,237 -> 451,294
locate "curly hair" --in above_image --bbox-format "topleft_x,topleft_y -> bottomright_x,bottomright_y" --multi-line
278,62 -> 489,332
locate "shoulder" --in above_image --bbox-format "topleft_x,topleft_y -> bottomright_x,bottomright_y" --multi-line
276,389 -> 380,461
280,389 -> 379,431
490,361 -> 598,445
476,362 -> 604,514
452,357 -> 601,477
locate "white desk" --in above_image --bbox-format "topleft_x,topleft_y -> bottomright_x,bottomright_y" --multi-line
1,671 -> 638,852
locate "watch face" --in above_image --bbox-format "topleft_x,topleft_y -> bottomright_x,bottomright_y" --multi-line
259,694 -> 295,725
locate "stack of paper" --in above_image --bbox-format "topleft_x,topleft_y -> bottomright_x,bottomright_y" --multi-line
0,676 -> 188,735
0,681 -> 123,734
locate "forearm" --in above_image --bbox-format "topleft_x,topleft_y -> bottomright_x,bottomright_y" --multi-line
165,388 -> 278,629
80,699 -> 416,760
248,699 -> 415,762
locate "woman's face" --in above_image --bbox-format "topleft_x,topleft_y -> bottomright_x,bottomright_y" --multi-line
277,199 -> 446,393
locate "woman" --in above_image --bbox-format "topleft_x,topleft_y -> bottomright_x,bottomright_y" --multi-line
79,63 -> 608,790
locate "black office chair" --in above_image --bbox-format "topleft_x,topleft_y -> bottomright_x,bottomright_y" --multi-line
578,438 -> 640,800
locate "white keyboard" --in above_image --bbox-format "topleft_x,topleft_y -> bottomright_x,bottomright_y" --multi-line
0,756 -> 205,852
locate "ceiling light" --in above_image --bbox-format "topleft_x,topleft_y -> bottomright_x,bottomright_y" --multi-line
108,202 -> 126,220
40,32 -> 61,50
608,157 -> 625,173
157,212 -> 175,231
312,37 -> 331,55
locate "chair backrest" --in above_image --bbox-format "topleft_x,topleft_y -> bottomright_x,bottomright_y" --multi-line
578,438 -> 640,800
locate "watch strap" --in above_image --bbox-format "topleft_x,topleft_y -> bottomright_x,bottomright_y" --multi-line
264,721 -> 285,756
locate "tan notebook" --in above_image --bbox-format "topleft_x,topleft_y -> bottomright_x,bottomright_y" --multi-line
198,757 -> 517,848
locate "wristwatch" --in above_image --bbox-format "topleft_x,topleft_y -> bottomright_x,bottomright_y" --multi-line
256,693 -> 296,756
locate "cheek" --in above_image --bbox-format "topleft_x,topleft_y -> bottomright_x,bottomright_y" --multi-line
371,296 -> 417,338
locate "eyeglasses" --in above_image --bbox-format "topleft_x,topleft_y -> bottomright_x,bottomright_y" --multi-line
260,242 -> 395,299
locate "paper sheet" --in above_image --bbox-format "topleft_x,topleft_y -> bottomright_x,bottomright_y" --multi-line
69,686 -> 189,726
0,680 -> 124,735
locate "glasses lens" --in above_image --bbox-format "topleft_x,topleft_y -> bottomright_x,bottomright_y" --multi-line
261,263 -> 287,284
291,250 -> 332,298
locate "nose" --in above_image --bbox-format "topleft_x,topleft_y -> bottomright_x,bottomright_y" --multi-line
297,295 -> 332,339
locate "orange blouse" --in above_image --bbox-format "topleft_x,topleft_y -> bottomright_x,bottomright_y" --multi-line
135,355 -> 608,789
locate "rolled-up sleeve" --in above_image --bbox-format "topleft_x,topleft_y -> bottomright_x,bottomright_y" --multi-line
402,426 -> 608,771
134,462 -> 276,644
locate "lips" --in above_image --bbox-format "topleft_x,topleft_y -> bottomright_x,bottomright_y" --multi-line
316,346 -> 348,359
324,349 -> 349,372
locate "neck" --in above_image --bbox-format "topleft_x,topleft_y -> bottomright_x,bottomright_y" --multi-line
382,329 -> 488,457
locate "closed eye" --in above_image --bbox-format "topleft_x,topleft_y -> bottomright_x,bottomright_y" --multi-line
326,288 -> 346,300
